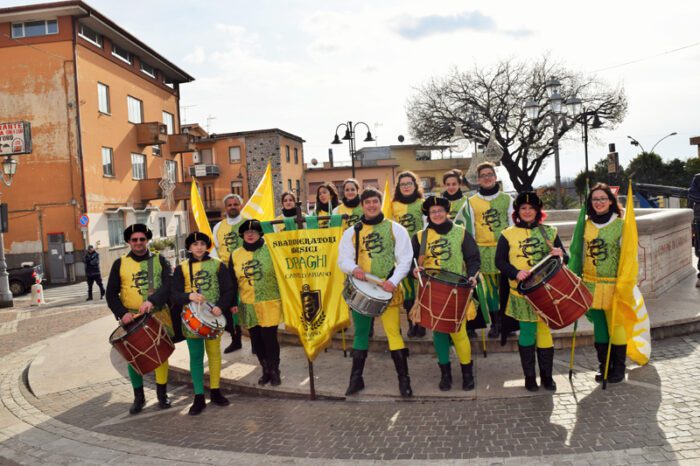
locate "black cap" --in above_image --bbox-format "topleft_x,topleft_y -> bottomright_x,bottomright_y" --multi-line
238,219 -> 263,236
123,223 -> 153,242
514,191 -> 543,210
421,196 -> 451,216
185,231 -> 212,249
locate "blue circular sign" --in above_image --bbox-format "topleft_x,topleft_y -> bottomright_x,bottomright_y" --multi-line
79,215 -> 89,226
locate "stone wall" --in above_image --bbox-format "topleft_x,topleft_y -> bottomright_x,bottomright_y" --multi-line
245,134 -> 283,215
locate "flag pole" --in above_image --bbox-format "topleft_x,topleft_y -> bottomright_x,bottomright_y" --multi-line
568,321 -> 577,380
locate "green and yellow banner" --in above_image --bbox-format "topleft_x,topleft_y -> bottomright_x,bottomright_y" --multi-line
265,224 -> 350,360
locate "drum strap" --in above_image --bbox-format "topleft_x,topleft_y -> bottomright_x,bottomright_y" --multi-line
537,225 -> 554,252
417,228 -> 429,267
188,259 -> 196,293
147,254 -> 155,295
354,222 -> 363,265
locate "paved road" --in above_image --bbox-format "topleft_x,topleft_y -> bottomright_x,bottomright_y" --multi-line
0,300 -> 699,464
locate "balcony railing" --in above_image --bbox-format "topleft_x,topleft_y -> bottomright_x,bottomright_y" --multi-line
138,178 -> 190,201
136,122 -> 168,145
189,164 -> 220,177
168,133 -> 196,153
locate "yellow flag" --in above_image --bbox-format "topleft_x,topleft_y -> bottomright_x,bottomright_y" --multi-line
381,178 -> 393,218
241,162 -> 275,221
611,182 -> 651,365
190,180 -> 214,243
265,226 -> 350,360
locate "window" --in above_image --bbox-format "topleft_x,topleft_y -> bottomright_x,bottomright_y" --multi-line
296,179 -> 301,195
165,160 -> 177,182
162,111 -> 174,134
97,83 -> 110,114
199,148 -> 213,164
111,43 -> 132,64
285,145 -> 290,162
78,24 -> 102,47
135,211 -> 150,226
231,181 -> 243,196
107,212 -> 125,246
131,153 -> 146,180
102,147 -> 114,177
228,146 -> 241,163
294,148 -> 299,164
127,96 -> 143,123
141,62 -> 156,78
288,179 -> 292,191
158,217 -> 167,237
11,20 -> 58,38
152,145 -> 161,157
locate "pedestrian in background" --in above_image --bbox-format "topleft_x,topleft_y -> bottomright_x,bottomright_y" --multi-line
688,173 -> 700,287
84,245 -> 105,301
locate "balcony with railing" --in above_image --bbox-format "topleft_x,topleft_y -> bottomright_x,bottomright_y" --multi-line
136,122 -> 168,145
188,164 -> 220,177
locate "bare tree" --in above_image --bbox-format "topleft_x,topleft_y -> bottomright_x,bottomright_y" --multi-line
406,57 -> 627,191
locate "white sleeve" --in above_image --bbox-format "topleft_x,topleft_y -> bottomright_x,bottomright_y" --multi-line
210,222 -> 221,258
387,222 -> 412,286
337,226 -> 358,275
468,201 -> 477,233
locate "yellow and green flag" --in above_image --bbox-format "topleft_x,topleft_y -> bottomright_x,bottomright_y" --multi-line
190,179 -> 214,245
241,162 -> 275,221
381,179 -> 393,219
265,225 -> 350,360
612,182 -> 651,365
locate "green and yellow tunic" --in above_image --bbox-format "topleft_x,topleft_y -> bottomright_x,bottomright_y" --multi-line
231,241 -> 283,329
442,191 -> 467,224
333,201 -> 363,231
583,217 -> 623,312
392,198 -> 424,303
213,217 -> 245,265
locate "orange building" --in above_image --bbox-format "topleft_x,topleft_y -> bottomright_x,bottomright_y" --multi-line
183,128 -> 306,224
0,1 -> 194,282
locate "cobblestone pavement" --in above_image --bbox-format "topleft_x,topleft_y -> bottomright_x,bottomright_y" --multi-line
0,300 -> 699,464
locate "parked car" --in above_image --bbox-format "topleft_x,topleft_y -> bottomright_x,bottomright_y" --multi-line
8,264 -> 43,296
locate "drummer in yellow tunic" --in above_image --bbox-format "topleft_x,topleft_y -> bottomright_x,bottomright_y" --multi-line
172,232 -> 234,415
391,171 -> 426,338
105,224 -> 173,415
338,187 -> 414,397
230,220 -> 284,386
495,192 -> 568,392
412,196 -> 480,391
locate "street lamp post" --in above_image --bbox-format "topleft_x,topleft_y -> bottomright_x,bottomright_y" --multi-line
0,155 -> 19,308
628,132 -> 678,154
331,121 -> 375,179
563,96 -> 604,175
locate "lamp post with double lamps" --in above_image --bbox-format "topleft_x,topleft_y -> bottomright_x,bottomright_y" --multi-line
331,121 -> 375,179
561,96 -> 604,175
0,155 -> 20,307
627,132 -> 677,154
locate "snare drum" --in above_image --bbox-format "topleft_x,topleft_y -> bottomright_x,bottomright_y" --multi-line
109,313 -> 175,376
417,269 -> 473,334
342,275 -> 392,317
182,302 -> 227,339
516,255 -> 593,330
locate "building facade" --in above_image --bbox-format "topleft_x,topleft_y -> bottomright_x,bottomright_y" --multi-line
0,1 -> 194,281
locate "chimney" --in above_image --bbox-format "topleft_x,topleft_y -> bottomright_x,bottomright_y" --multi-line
328,148 -> 334,168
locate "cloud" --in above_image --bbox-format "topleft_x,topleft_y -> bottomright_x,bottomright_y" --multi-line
392,11 -> 532,40
184,46 -> 206,65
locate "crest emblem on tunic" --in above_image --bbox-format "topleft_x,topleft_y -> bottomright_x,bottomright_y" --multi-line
193,270 -> 212,291
428,238 -> 451,266
301,284 -> 325,331
517,237 -> 545,267
586,238 -> 609,266
482,208 -> 502,231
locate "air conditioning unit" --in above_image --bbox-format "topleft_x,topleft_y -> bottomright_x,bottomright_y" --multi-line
192,151 -> 201,163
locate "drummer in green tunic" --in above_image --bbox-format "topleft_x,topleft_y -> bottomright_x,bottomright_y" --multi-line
495,192 -> 567,392
230,220 -> 284,386
412,196 -> 480,391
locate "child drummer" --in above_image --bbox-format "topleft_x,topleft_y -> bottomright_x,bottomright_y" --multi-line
411,196 -> 481,391
495,192 -> 568,392
172,232 -> 234,415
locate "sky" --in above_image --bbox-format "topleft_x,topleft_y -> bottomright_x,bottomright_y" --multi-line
6,0 -> 700,189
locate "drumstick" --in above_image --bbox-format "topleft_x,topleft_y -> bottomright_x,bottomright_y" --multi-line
413,258 -> 424,287
364,273 -> 385,287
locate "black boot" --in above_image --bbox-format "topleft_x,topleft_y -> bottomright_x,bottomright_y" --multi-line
460,362 -> 475,391
406,320 -> 416,338
438,363 -> 452,391
129,387 -> 145,415
487,312 -> 500,338
188,394 -> 206,416
257,360 -> 271,385
537,347 -> 557,391
99,288 -> 105,299
608,344 -> 627,384
210,388 -> 230,406
86,295 -> 93,301
518,345 -> 539,392
224,325 -> 243,354
345,349 -> 367,395
269,359 -> 281,386
594,343 -> 610,382
368,318 -> 375,338
390,348 -> 413,397
156,383 -> 171,409
414,323 -> 426,338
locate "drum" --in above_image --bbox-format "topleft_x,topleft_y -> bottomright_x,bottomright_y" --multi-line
109,313 -> 174,376
182,302 -> 227,339
516,255 -> 593,330
342,275 -> 392,317
416,269 -> 473,334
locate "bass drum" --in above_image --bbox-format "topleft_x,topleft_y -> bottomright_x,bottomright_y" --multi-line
109,313 -> 174,375
416,269 -> 473,334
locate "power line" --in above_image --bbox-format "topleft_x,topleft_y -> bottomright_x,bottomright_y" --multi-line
593,40 -> 700,73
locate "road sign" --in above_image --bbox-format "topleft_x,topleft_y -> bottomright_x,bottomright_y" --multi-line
78,215 -> 89,226
609,186 -> 620,196
80,226 -> 88,232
